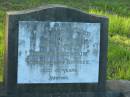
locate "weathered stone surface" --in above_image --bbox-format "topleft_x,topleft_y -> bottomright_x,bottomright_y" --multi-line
0,84 -> 6,97
106,80 -> 130,97
11,91 -> 123,97
0,80 -> 130,97
5,5 -> 108,94
17,21 -> 100,84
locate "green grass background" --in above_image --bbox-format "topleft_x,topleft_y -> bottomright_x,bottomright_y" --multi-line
0,0 -> 130,81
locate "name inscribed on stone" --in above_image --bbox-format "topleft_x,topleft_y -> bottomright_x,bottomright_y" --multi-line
17,21 -> 100,83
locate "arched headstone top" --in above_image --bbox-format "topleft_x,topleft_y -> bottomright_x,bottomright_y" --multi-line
6,5 -> 108,22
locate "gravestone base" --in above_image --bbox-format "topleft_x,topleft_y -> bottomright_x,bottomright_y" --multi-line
1,91 -> 123,97
1,80 -> 129,97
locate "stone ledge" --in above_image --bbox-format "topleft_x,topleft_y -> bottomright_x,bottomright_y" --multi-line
106,80 -> 130,97
0,91 -> 123,97
0,80 -> 130,97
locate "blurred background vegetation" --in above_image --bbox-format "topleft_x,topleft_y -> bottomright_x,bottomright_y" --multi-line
0,0 -> 130,81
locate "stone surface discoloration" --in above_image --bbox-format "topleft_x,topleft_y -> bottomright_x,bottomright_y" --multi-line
5,5 -> 108,95
1,80 -> 130,97
106,80 -> 130,97
18,21 -> 100,83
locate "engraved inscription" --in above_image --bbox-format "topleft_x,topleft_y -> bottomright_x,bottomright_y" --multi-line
17,21 -> 100,83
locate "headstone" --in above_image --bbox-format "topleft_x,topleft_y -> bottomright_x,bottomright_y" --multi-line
5,5 -> 108,97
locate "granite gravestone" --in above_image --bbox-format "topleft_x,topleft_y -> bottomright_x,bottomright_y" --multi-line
5,5 -> 108,96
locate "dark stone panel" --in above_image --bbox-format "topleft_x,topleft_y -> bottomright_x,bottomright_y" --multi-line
0,91 -> 124,97
2,80 -> 130,97
4,5 -> 108,95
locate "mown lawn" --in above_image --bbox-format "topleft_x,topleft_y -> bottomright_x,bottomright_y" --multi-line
0,0 -> 130,81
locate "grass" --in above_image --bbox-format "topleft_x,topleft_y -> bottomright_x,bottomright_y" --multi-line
0,10 -> 5,81
108,40 -> 130,80
89,9 -> 130,80
0,0 -> 130,81
88,0 -> 130,16
89,9 -> 130,37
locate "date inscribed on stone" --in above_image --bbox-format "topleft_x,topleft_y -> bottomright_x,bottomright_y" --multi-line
17,21 -> 100,84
